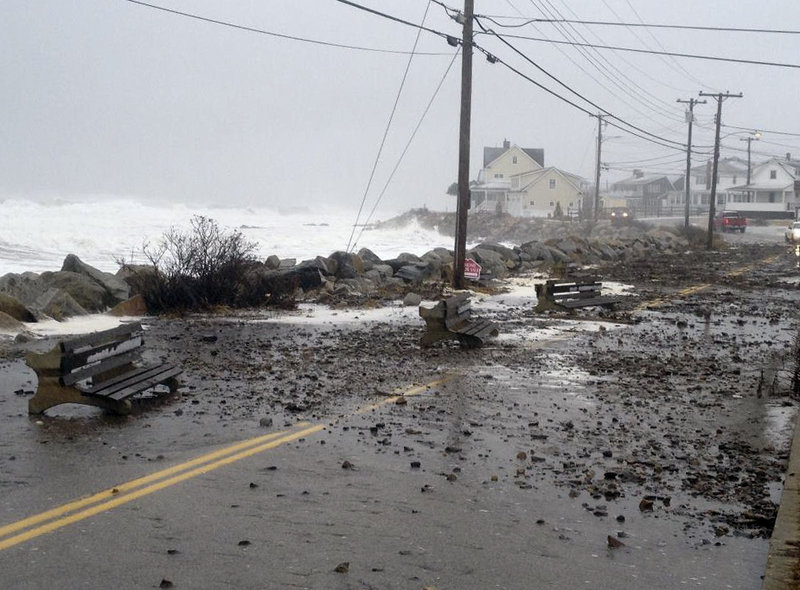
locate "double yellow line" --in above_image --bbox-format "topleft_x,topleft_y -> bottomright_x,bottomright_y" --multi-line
0,376 -> 454,552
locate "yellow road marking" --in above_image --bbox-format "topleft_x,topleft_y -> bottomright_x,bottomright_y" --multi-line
0,376 -> 455,551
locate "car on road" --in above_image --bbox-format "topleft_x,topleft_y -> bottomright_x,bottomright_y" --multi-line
785,221 -> 800,243
714,211 -> 747,233
609,207 -> 633,225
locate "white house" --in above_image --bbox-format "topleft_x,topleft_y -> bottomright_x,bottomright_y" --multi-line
726,156 -> 800,214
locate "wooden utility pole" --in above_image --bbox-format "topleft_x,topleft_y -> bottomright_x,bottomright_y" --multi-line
593,114 -> 604,221
699,91 -> 742,249
740,132 -> 760,201
452,0 -> 474,289
677,97 -> 706,229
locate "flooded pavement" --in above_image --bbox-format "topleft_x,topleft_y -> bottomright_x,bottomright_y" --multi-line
1,240 -> 799,589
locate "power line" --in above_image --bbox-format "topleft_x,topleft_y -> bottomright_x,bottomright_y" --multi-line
475,30 -> 800,70
474,20 -> 686,148
721,123 -> 800,138
123,0 -> 452,55
527,0 -> 684,124
352,49 -> 461,250
346,1 -> 432,252
476,13 -> 800,35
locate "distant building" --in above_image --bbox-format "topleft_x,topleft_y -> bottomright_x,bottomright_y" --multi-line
608,170 -> 680,215
469,139 -> 587,218
726,153 -> 800,216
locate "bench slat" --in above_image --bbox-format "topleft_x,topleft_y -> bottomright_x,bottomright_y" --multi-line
561,296 -> 620,308
60,322 -> 143,354
83,363 -> 178,398
61,335 -> 143,372
106,366 -> 182,401
60,349 -> 142,386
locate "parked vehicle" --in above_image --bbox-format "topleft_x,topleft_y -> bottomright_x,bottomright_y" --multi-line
785,221 -> 800,243
714,211 -> 747,233
609,207 -> 633,225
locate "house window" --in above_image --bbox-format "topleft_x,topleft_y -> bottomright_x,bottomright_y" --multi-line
550,201 -> 554,206
549,179 -> 556,189
494,173 -> 504,178
769,192 -> 776,202
696,177 -> 703,185
770,170 -> 777,179
732,176 -> 736,184
529,200 -> 535,206
513,156 -> 518,164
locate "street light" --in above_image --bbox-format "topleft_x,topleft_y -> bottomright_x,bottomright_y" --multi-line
739,131 -> 760,200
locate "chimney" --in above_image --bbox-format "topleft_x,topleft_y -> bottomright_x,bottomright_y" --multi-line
503,139 -> 510,150
633,169 -> 644,179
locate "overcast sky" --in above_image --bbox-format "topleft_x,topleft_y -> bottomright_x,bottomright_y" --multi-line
2,1 -> 800,215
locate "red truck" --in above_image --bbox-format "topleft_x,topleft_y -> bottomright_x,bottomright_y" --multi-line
714,211 -> 747,233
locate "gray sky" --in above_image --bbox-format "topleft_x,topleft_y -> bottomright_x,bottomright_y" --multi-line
2,1 -> 800,215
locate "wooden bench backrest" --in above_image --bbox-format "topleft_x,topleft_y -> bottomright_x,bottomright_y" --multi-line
59,322 -> 145,386
543,280 -> 602,300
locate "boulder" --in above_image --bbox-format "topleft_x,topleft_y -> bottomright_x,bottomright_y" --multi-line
403,292 -> 422,306
395,262 -> 436,284
357,248 -> 383,269
0,311 -> 25,332
108,294 -> 148,317
0,272 -> 44,307
0,293 -> 36,322
474,242 -> 519,265
35,288 -> 88,321
371,264 -> 394,279
265,255 -> 281,270
296,256 -> 331,276
116,264 -> 157,297
62,254 -> 129,303
327,251 -> 363,279
469,248 -> 508,278
38,271 -> 113,312
397,252 -> 422,264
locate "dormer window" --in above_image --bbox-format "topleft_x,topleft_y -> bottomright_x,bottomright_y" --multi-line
513,156 -> 518,164
770,170 -> 777,179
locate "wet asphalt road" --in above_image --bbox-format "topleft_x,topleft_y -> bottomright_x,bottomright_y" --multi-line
0,227 -> 797,590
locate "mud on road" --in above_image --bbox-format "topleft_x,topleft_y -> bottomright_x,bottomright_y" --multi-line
1,240 -> 799,589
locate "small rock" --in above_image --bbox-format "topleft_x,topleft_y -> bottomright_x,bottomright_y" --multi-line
516,451 -> 527,460
639,498 -> 654,512
341,460 -> 354,470
159,579 -> 174,589
607,535 -> 625,548
395,396 -> 408,406
238,540 -> 251,546
259,417 -> 273,428
334,562 -> 350,573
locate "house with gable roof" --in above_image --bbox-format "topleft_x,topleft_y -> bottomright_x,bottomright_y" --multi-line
725,154 -> 800,215
469,139 -> 587,217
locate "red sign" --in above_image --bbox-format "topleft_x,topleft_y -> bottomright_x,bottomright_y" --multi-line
464,258 -> 482,280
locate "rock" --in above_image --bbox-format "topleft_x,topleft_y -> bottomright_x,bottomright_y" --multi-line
259,417 -> 273,428
341,460 -> 354,470
607,535 -> 625,548
62,254 -> 130,303
327,251 -> 362,279
638,498 -> 654,512
35,288 -> 88,321
357,247 -> 383,268
159,579 -> 174,589
0,272 -> 45,306
469,248 -> 507,278
395,263 -> 435,284
115,264 -> 157,297
278,258 -> 296,269
265,255 -> 281,269
0,311 -> 25,332
333,562 -> 350,573
39,271 -> 114,311
108,294 -> 148,317
403,292 -> 422,306
0,293 -> 36,322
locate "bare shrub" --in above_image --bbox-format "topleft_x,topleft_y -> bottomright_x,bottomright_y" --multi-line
135,216 -> 264,312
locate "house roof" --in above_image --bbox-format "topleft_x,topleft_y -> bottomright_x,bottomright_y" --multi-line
690,157 -> 748,176
515,167 -> 585,193
483,145 -> 544,168
612,174 -> 673,187
728,182 -> 794,191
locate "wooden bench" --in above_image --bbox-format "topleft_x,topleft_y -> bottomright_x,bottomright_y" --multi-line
419,293 -> 499,348
535,279 -> 622,313
25,322 -> 181,415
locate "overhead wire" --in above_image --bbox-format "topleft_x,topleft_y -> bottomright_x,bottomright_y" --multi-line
122,0 -> 452,55
475,30 -> 800,70
346,0 -> 432,252
529,0 -> 685,122
722,124 -> 800,138
474,18 -> 687,149
351,49 -> 461,251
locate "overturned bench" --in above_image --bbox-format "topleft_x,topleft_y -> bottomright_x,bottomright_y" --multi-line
25,322 -> 181,415
419,293 -> 499,348
535,279 -> 622,313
